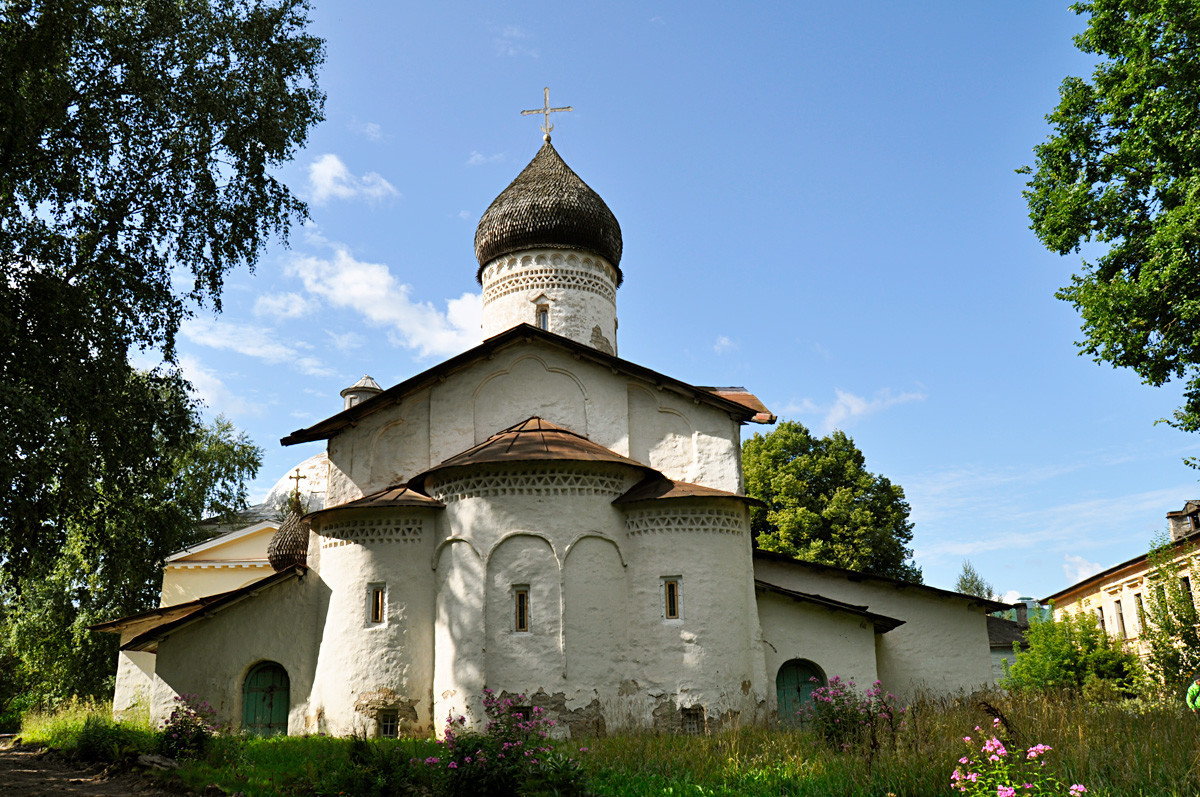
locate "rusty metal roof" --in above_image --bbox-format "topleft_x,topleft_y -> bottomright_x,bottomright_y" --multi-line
282,324 -> 771,446
305,484 -> 444,520
614,475 -> 765,506
696,387 -> 777,424
409,417 -> 646,491
474,141 -> 622,280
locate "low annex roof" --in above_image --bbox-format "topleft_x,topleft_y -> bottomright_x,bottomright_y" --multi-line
303,484 -> 444,522
90,566 -> 306,653
753,549 -> 1011,613
753,579 -> 905,633
281,324 -> 774,447
987,615 -> 1029,651
614,475 -> 764,506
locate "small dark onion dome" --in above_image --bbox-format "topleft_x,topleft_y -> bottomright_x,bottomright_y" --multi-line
474,141 -> 623,284
268,510 -> 309,571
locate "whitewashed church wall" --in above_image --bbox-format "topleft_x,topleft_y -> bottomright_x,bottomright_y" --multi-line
325,393 -> 432,508
112,647 -> 157,720
755,591 -> 879,722
309,509 -> 438,736
484,534 -> 563,696
561,535 -> 628,731
617,502 -> 768,730
753,558 -> 993,698
150,575 -> 321,735
433,541 -> 487,731
480,250 -> 619,354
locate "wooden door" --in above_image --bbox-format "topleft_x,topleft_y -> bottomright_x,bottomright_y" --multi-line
776,659 -> 823,726
243,662 -> 289,736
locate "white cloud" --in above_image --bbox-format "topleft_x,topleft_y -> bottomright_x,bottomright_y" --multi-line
466,151 -> 505,167
493,24 -> 538,57
361,122 -> 382,141
713,335 -> 737,354
457,210 -> 472,220
326,330 -> 364,352
1000,590 -> 1026,605
181,316 -> 334,377
253,292 -> 313,320
287,247 -> 482,357
178,355 -> 265,417
1063,554 -> 1103,584
307,154 -> 399,205
781,388 -> 925,433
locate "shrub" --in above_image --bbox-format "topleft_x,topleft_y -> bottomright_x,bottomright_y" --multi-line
1002,611 -> 1139,694
75,713 -> 152,763
951,717 -> 1087,796
158,693 -> 216,760
798,677 -> 906,755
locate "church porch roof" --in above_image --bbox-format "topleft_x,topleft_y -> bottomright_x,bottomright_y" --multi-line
753,579 -> 905,633
695,387 -> 777,424
91,565 -> 306,653
281,324 -> 774,447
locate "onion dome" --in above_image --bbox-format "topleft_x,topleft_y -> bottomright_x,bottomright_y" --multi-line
474,141 -> 623,284
268,510 -> 309,571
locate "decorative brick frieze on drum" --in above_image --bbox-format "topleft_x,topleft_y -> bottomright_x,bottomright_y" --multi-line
623,507 -> 745,537
481,252 -> 618,305
320,517 -> 426,548
427,466 -> 628,503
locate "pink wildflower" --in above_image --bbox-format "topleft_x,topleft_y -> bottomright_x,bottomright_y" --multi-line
998,787 -> 1016,797
1069,787 -> 1087,796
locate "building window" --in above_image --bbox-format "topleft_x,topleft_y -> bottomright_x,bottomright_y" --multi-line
1095,606 -> 1105,632
662,577 -> 682,622
514,586 -> 530,632
680,706 -> 705,735
1183,576 -> 1194,608
1135,592 -> 1145,634
1114,599 -> 1126,639
535,304 -> 549,330
378,710 -> 399,738
367,583 -> 387,626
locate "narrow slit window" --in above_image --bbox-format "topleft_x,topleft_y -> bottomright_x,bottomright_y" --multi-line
1183,576 -> 1194,607
535,304 -> 549,330
514,587 -> 530,632
1135,592 -> 1145,633
1095,606 -> 1105,632
1114,599 -> 1126,639
664,579 -> 680,620
367,583 -> 386,625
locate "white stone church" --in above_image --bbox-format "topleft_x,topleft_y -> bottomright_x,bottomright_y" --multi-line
97,131 -> 1004,738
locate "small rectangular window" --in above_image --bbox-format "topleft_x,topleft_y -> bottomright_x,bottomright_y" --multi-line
367,582 -> 386,626
680,706 -> 704,735
378,710 -> 398,738
1095,606 -> 1105,632
514,587 -> 530,632
535,305 -> 549,330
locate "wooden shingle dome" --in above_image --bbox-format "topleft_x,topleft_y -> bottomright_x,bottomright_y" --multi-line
474,141 -> 623,284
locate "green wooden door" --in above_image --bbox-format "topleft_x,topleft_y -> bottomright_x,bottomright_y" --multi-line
776,659 -> 823,726
243,662 -> 289,736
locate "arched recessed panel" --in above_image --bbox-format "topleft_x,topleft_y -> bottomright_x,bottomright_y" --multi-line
563,535 -> 626,682
243,661 -> 289,736
776,659 -> 825,727
474,356 -> 587,442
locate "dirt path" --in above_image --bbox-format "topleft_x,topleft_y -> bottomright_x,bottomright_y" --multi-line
0,746 -> 180,797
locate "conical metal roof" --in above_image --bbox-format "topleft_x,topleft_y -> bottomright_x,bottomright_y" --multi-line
474,141 -> 622,283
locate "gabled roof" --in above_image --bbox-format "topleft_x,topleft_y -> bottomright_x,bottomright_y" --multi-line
695,387 -> 777,424
165,520 -> 277,562
304,484 -> 444,522
281,324 -> 773,446
90,566 -> 306,653
987,615 -> 1029,650
753,548 -> 1011,613
754,579 -> 904,632
408,417 -> 647,491
614,475 -> 763,506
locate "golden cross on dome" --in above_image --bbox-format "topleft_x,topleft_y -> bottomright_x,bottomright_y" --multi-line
522,87 -> 572,140
288,468 -> 306,496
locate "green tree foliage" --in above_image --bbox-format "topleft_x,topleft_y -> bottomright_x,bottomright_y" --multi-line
1023,1 -> 1200,433
1139,533 -> 1200,696
955,560 -> 998,600
1002,610 -> 1140,694
0,378 -> 261,707
742,420 -> 922,582
0,0 -> 323,585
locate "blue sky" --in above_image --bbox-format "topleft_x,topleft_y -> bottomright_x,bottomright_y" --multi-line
167,1 -> 1200,600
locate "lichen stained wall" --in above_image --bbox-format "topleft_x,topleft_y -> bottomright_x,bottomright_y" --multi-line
753,557 -> 992,698
309,507 -> 438,736
150,573 -> 324,734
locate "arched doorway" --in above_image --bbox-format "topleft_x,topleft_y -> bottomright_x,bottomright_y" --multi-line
776,659 -> 825,726
243,661 -> 289,736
